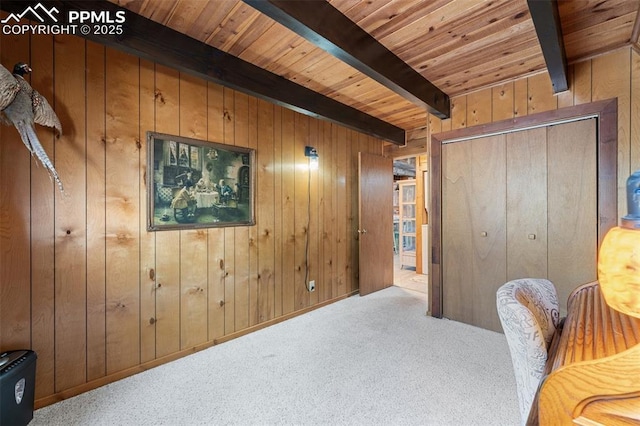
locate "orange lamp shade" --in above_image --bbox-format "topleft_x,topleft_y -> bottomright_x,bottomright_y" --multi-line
598,226 -> 640,318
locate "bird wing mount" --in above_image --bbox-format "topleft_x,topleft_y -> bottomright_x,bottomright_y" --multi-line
32,89 -> 62,135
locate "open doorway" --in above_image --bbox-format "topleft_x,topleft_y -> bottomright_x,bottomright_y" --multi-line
393,156 -> 428,294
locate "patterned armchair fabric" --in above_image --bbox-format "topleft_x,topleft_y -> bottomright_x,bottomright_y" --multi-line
496,278 -> 560,424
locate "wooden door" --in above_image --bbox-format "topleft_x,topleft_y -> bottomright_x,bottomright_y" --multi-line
506,127 -> 548,280
442,119 -> 597,329
433,101 -> 617,333
443,135 -> 507,331
358,152 -> 393,296
442,141 -> 475,325
547,118 -> 597,313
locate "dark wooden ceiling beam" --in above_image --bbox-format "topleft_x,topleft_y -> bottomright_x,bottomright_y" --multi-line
0,0 -> 406,145
243,0 -> 450,119
527,0 -> 569,93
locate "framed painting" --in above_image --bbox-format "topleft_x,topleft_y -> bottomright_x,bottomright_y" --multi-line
147,131 -> 255,231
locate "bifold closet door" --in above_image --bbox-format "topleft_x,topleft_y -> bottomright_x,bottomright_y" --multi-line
506,127 -> 548,280
442,135 -> 506,332
441,117 -> 599,330
547,118 -> 597,313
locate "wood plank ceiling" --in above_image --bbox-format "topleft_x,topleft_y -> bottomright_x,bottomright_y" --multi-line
101,0 -> 640,140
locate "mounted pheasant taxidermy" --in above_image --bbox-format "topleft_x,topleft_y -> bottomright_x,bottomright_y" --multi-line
0,62 -> 64,192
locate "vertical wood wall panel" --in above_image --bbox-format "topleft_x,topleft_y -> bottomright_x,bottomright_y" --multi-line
451,97 -> 467,129
527,73 -> 557,114
248,97 -> 260,327
467,88 -> 492,126
154,65 -> 181,358
54,34 -> 88,391
345,128 -> 354,292
179,227 -> 209,349
85,41 -> 107,383
207,83 -> 226,341
208,223 -> 226,340
440,118 -> 452,133
557,67 -> 574,109
30,33 -> 56,398
294,113 -> 309,311
232,91 -> 250,331
573,61 -> 592,105
335,126 -> 348,296
513,79 -> 528,117
105,50 -> 141,374
308,119 -> 320,306
139,59 -> 156,363
331,126 -> 344,297
492,83 -> 515,122
273,105 -> 284,318
592,50 -> 632,219
179,74 -> 209,349
321,121 -> 334,302
281,108 -> 296,315
223,88 -> 236,334
429,114 -> 443,135
256,99 -> 276,322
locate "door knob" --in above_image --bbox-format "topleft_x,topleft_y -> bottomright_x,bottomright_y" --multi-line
480,231 -> 487,237
358,229 -> 368,234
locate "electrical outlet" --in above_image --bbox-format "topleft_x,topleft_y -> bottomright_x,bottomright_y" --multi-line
308,280 -> 316,292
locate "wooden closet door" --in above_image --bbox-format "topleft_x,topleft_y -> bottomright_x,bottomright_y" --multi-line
443,135 -> 506,332
442,141 -> 474,326
506,128 -> 548,280
547,119 -> 597,313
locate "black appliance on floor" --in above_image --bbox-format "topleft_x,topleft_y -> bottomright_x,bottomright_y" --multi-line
0,350 -> 37,426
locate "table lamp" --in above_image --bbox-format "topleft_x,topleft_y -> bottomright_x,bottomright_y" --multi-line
598,169 -> 640,318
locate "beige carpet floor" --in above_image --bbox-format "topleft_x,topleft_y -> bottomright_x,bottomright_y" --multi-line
32,286 -> 520,425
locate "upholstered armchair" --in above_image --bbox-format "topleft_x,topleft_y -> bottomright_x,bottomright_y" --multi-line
496,278 -> 560,424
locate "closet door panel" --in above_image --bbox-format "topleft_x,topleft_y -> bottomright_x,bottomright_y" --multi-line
548,119 -> 597,312
506,128 -> 548,280
470,135 -> 507,332
442,141 -> 475,325
443,135 -> 506,332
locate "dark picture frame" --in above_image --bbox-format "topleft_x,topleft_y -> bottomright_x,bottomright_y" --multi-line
147,131 -> 255,231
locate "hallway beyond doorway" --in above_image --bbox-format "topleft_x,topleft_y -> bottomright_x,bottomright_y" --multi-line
393,254 -> 428,296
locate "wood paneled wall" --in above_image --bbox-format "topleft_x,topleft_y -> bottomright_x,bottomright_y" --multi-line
0,33 -> 382,406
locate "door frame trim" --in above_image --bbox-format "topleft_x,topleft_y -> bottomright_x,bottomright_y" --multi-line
429,98 -> 618,318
